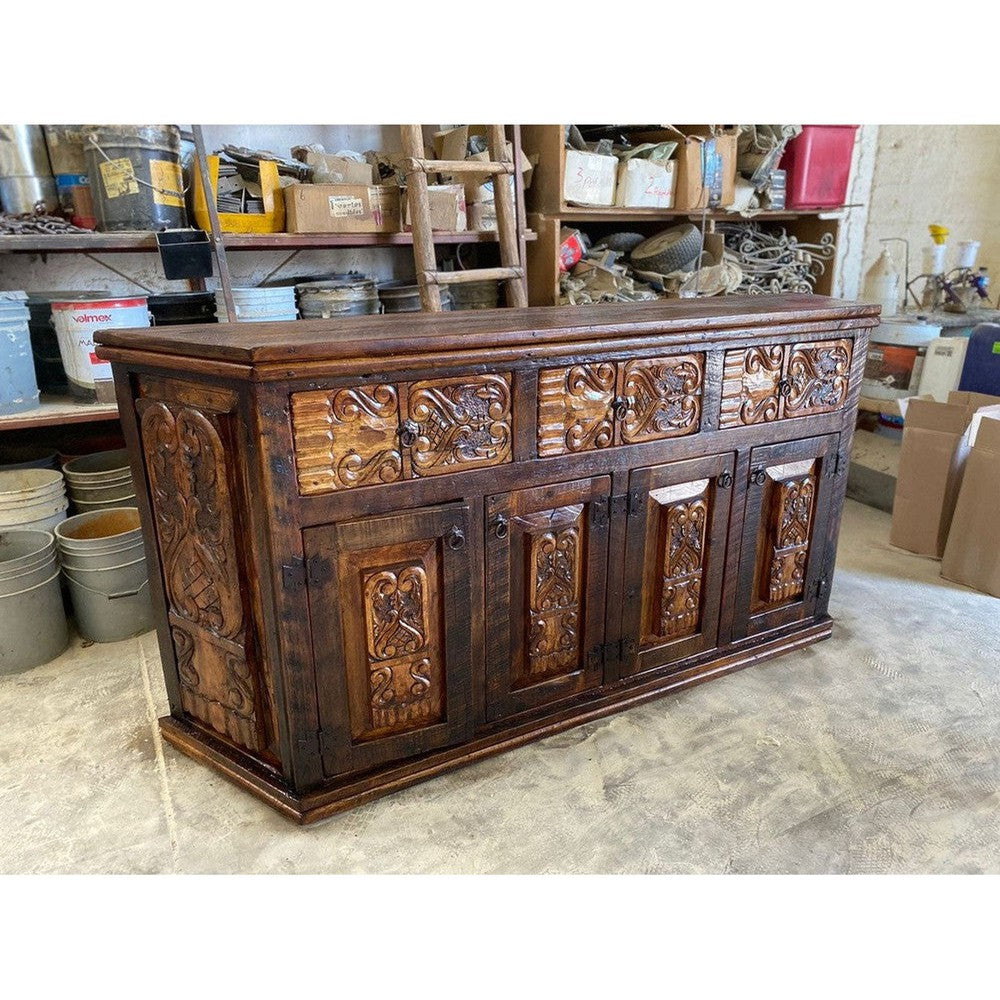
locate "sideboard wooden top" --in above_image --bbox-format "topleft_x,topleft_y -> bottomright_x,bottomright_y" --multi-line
96,295 -> 879,369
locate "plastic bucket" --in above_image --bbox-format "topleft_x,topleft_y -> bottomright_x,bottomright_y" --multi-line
780,125 -> 859,210
0,447 -> 59,472
67,479 -> 134,502
83,125 -> 187,232
50,298 -> 149,397
215,287 -> 297,323
54,508 -> 153,642
71,495 -> 137,512
0,529 -> 69,674
0,291 -> 38,417
148,292 -> 217,326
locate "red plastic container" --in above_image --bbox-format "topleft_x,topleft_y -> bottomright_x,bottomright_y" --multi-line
780,125 -> 858,209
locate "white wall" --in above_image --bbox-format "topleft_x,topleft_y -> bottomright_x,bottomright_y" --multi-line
858,125 -> 1000,303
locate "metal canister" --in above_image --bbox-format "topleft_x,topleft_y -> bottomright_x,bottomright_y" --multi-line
377,280 -> 452,313
296,274 -> 379,318
0,125 -> 58,214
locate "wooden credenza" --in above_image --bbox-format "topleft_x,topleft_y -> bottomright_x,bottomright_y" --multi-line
96,294 -> 878,824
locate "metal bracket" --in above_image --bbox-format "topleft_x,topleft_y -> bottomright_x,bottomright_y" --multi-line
627,489 -> 645,517
590,496 -> 610,529
282,557 -> 307,591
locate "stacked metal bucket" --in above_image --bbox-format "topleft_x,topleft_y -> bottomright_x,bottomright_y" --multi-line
0,448 -> 152,675
62,448 -> 135,512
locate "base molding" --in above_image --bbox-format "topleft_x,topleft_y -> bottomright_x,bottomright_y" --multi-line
160,617 -> 833,825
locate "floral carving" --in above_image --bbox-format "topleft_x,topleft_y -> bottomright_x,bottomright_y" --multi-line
767,473 -> 816,603
621,354 -> 703,443
408,375 -> 512,474
538,363 -> 615,456
785,340 -> 852,416
720,345 -> 783,427
658,497 -> 708,639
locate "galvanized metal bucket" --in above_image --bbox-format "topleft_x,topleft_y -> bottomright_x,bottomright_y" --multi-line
0,529 -> 69,674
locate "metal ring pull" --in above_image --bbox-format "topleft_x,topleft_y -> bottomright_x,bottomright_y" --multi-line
777,378 -> 793,398
446,526 -> 466,550
612,395 -> 629,421
750,468 -> 767,486
717,471 -> 733,489
493,514 -> 509,539
398,419 -> 420,447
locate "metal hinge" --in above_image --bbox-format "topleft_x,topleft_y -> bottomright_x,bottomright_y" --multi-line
282,557 -> 307,591
833,451 -> 844,475
814,570 -> 831,598
590,637 -> 636,668
627,489 -> 645,517
590,496 -> 609,529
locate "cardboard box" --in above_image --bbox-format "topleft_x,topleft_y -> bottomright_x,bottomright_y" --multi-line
941,411 -> 1000,596
630,127 -> 738,210
284,183 -> 400,234
468,201 -> 497,232
614,158 -> 676,209
563,149 -> 617,207
890,390 -> 1000,557
295,150 -> 374,185
404,184 -> 467,232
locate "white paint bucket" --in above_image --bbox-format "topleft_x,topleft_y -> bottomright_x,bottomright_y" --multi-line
50,297 -> 149,394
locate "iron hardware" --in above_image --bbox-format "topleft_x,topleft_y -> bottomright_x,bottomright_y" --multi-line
282,557 -> 307,590
750,468 -> 767,486
446,526 -> 466,550
717,471 -> 733,489
398,418 -> 420,447
493,513 -> 509,539
777,378 -> 793,397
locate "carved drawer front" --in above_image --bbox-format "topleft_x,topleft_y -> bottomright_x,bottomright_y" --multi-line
719,338 -> 853,428
784,338 -> 853,418
620,353 -> 704,444
304,502 -> 474,776
138,395 -> 275,758
405,373 -> 512,477
485,477 -> 611,720
291,384 -> 403,495
733,433 -> 840,640
620,452 -> 736,678
538,353 -> 704,456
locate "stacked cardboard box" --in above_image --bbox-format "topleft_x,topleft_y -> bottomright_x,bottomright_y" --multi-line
890,390 -> 1000,596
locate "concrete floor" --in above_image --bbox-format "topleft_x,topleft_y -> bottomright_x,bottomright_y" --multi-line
1,499 -> 998,874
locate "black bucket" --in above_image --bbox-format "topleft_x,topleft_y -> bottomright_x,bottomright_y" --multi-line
84,125 -> 187,232
26,297 -> 68,394
148,292 -> 217,326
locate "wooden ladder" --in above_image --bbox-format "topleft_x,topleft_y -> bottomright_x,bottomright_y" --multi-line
400,124 -> 528,311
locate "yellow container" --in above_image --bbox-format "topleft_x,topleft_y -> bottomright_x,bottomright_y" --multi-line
191,155 -> 285,233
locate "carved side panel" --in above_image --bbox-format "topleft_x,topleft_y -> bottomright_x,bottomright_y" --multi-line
407,373 -> 512,476
719,346 -> 785,427
290,385 -> 402,495
361,563 -> 444,738
537,363 -> 616,456
761,465 -> 817,606
139,399 -> 264,753
784,339 -> 853,417
621,353 -> 704,443
522,506 -> 584,684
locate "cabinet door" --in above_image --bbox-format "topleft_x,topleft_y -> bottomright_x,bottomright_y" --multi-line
732,434 -> 839,639
304,502 -> 473,776
485,476 -> 611,720
620,452 -> 736,677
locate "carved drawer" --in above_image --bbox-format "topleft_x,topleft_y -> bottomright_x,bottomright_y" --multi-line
719,338 -> 853,428
291,373 -> 513,495
538,353 -> 704,457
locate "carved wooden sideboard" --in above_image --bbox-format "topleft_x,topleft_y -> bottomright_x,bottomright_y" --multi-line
96,294 -> 878,824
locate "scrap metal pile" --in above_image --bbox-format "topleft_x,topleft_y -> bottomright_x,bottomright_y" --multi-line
716,221 -> 836,294
0,203 -> 89,235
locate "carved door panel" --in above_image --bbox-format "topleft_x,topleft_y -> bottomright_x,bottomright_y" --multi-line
291,383 -> 404,495
620,452 -> 737,678
305,502 -> 474,776
538,353 -> 704,456
732,434 -> 840,640
485,477 -> 611,720
720,345 -> 785,427
403,373 -> 512,476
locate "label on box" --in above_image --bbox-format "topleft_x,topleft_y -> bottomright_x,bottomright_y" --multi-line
329,195 -> 365,218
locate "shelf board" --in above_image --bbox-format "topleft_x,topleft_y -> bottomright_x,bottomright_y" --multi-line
0,395 -> 119,431
0,229 -> 536,254
550,206 -> 846,221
